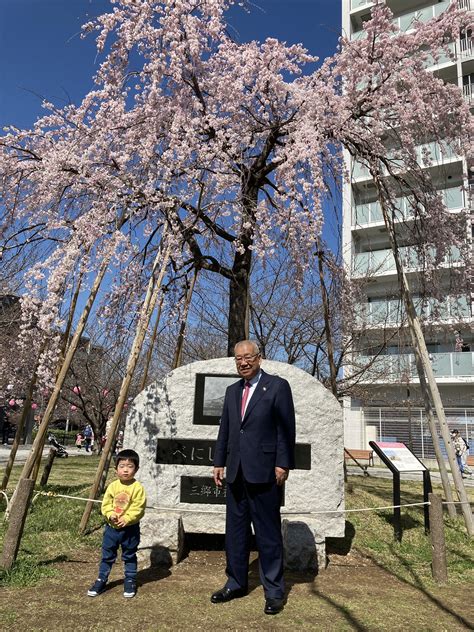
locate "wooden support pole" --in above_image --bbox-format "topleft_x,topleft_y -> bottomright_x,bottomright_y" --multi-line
375,182 -> 471,534
172,268 -> 198,370
139,295 -> 164,392
98,444 -> 115,496
1,375 -> 37,491
40,449 -> 56,488
17,256 -> 110,485
393,471 -> 402,542
1,479 -> 35,570
428,493 -> 448,584
31,433 -> 47,483
79,239 -> 171,534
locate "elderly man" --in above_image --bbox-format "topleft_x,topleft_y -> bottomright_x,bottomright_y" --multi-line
212,340 -> 296,615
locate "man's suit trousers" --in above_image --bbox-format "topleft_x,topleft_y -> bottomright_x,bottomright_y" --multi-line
224,469 -> 284,599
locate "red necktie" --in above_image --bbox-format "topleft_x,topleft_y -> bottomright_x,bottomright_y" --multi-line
241,381 -> 251,419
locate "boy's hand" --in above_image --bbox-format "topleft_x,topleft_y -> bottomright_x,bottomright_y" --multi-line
110,513 -> 119,524
116,516 -> 128,528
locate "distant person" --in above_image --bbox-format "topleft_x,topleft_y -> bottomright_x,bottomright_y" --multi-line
1,407 -> 11,445
75,432 -> 83,449
454,331 -> 464,352
83,424 -> 93,452
87,449 -> 146,599
451,429 -> 471,478
115,430 -> 124,453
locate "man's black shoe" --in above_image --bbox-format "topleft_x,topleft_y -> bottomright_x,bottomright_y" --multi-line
264,597 -> 284,615
211,587 -> 248,603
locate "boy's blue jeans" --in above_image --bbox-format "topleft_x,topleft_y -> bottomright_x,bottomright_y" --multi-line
98,523 -> 140,581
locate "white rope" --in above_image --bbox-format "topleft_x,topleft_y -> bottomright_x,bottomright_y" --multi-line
22,492 -> 474,516
32,491 -> 101,504
0,490 -> 8,510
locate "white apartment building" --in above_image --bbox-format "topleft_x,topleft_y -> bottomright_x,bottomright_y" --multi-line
341,0 -> 473,458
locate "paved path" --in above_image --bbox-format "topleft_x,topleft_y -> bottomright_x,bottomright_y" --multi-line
0,444 -> 94,465
347,465 -> 474,487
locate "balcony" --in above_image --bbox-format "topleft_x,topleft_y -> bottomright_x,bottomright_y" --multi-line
353,186 -> 464,227
351,1 -> 451,40
352,245 -> 462,278
463,83 -> 474,104
459,35 -> 473,59
356,351 -> 474,382
352,142 -> 460,182
350,0 -> 373,11
354,295 -> 471,328
397,1 -> 450,33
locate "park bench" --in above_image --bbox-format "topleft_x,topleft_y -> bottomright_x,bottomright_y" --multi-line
467,455 -> 474,467
344,448 -> 374,475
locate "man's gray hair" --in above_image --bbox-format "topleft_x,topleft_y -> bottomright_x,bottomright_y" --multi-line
234,340 -> 260,355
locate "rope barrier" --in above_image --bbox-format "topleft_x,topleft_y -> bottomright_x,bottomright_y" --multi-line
21,491 -> 473,515
0,490 -> 8,510
32,491 -> 101,505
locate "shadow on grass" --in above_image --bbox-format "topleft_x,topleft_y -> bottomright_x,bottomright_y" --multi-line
37,554 -> 70,566
346,544 -> 474,630
382,511 -> 421,532
103,565 -> 171,593
310,587 -> 370,632
82,523 -> 104,536
366,546 -> 474,630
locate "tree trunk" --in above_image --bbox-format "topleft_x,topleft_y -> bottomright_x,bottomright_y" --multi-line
227,187 -> 257,355
1,479 -> 35,570
316,247 -> 338,398
1,373 -> 37,491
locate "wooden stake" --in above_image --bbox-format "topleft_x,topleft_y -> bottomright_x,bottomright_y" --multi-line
428,493 -> 448,584
1,479 -> 35,570
40,449 -> 56,488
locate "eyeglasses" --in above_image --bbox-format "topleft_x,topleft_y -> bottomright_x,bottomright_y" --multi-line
235,353 -> 260,363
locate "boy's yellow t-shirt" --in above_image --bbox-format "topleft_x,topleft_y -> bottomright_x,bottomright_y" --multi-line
101,479 -> 146,528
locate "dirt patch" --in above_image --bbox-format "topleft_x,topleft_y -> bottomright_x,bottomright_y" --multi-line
1,548 -> 473,631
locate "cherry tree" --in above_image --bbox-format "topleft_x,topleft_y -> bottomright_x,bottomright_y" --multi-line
1,0 -> 473,547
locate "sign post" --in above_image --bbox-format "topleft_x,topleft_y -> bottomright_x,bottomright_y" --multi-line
369,441 -> 432,541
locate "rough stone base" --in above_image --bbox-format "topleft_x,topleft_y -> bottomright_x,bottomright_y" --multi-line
282,519 -> 327,573
138,510 -> 185,567
138,513 -> 328,573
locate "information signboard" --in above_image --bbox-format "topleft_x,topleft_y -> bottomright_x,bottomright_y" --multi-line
373,442 -> 427,473
369,440 -> 432,541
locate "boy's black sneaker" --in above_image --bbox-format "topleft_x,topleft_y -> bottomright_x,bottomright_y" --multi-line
87,578 -> 107,597
123,578 -> 137,598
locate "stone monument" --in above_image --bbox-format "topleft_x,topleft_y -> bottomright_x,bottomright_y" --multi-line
124,358 -> 344,571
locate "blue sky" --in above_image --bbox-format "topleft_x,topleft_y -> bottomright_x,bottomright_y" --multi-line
0,0 -> 341,129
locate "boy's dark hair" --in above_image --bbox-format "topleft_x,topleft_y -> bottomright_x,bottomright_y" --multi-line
115,449 -> 140,470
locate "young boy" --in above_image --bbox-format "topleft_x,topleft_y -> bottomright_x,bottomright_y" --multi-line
88,449 -> 146,598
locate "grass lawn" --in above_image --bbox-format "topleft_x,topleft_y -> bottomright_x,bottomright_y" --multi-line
0,456 -> 473,630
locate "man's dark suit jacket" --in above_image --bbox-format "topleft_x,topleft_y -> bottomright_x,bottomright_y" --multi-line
214,370 -> 296,484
